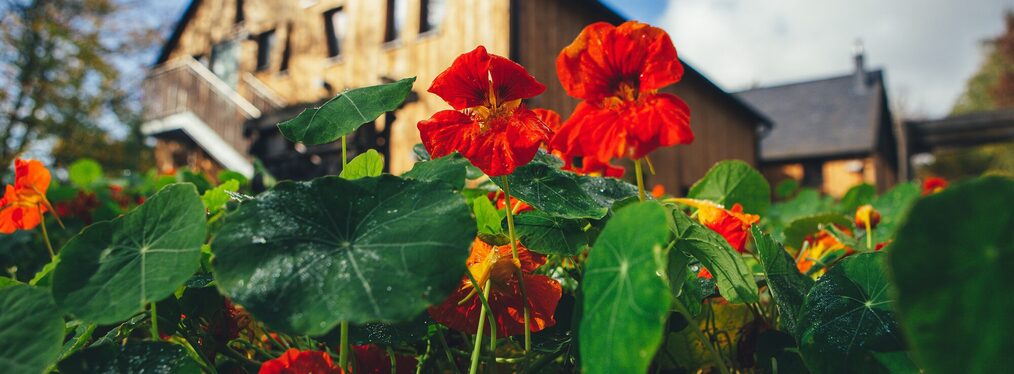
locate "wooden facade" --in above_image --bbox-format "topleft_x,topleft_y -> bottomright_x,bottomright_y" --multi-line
145,0 -> 769,191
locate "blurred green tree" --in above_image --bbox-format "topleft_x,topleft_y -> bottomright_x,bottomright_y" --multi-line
0,0 -> 163,175
924,12 -> 1014,180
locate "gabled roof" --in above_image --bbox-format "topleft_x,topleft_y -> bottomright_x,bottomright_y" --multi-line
155,0 -> 201,65
737,70 -> 887,162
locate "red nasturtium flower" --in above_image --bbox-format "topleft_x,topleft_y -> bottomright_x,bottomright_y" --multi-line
259,349 -> 344,374
534,108 -> 626,177
675,198 -> 760,253
0,158 -> 55,234
922,176 -> 948,195
418,46 -> 552,176
429,238 -> 562,337
351,344 -> 417,374
551,21 -> 693,168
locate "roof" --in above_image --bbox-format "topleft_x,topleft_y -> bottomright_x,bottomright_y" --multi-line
736,70 -> 887,162
155,0 -> 201,65
906,108 -> 1014,152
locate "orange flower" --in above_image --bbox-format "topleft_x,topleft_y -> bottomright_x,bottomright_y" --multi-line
487,191 -> 532,214
428,238 -> 562,337
922,177 -> 948,195
0,159 -> 55,234
674,198 -> 759,253
551,21 -> 693,168
259,349 -> 344,374
419,46 -> 552,177
651,184 -> 666,199
536,108 -> 626,177
796,229 -> 853,274
854,204 -> 881,229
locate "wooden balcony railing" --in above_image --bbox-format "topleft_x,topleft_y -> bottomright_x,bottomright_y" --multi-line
141,57 -> 282,160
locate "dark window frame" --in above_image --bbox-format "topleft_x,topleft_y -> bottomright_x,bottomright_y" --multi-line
255,29 -> 276,72
419,0 -> 444,34
323,7 -> 344,58
383,0 -> 401,43
235,0 -> 245,24
280,24 -> 292,73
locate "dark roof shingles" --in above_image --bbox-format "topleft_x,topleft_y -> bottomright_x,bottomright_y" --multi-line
736,71 -> 883,161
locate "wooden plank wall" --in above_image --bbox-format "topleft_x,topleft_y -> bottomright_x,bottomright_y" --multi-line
165,0 -> 511,174
515,0 -> 759,193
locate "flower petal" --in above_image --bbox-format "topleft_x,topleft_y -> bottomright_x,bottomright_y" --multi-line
14,158 -> 50,194
492,274 -> 562,336
629,93 -> 693,158
489,54 -> 545,103
428,46 -> 492,110
556,21 -> 683,101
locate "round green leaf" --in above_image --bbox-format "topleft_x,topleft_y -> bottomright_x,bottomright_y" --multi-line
752,226 -> 813,339
58,342 -> 200,374
0,285 -> 64,374
890,177 -> 1014,373
278,78 -> 415,145
798,252 -> 911,373
68,158 -> 103,189
669,209 -> 759,303
580,202 -> 672,374
402,153 -> 469,190
212,175 -> 475,335
509,210 -> 588,256
871,182 -> 919,240
340,149 -> 385,180
839,183 -> 876,213
493,162 -> 607,219
52,184 -> 206,324
688,160 -> 771,214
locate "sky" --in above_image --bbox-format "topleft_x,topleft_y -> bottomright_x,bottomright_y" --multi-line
602,0 -> 1014,118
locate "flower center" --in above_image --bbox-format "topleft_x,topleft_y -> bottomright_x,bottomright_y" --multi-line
458,245 -> 522,304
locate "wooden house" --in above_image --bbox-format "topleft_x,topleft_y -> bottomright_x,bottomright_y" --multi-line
736,49 -> 900,197
143,0 -> 770,193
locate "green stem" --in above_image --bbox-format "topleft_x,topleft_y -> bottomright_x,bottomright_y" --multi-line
38,205 -> 54,258
464,271 -> 498,356
500,176 -> 531,352
865,219 -> 874,250
150,303 -> 159,340
436,327 -> 462,374
469,279 -> 492,374
635,159 -> 646,202
339,320 -> 350,370
673,300 -> 730,374
341,135 -> 348,169
387,346 -> 397,374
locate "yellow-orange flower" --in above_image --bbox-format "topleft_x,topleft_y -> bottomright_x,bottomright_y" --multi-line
854,204 -> 881,229
674,198 -> 759,253
0,159 -> 54,234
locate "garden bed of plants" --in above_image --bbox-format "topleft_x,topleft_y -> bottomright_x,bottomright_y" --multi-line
1,21 -> 1011,374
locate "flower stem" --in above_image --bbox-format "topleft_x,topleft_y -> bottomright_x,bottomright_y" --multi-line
435,327 -> 462,374
469,279 -> 492,374
150,302 -> 160,340
673,300 -> 730,374
500,176 -> 531,352
38,206 -> 55,259
635,158 -> 646,201
341,135 -> 348,169
465,271 -> 498,356
339,320 -> 350,370
865,219 -> 874,250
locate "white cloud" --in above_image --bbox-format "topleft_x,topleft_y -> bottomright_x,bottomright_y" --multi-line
659,0 -> 1014,117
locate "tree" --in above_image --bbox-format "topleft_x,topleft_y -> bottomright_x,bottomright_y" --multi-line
952,12 -> 1014,114
0,0 -> 165,175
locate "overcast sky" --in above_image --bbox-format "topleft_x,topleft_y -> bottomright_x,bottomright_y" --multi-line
602,0 -> 1013,118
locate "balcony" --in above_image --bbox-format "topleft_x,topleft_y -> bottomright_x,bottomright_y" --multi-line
141,57 -> 282,177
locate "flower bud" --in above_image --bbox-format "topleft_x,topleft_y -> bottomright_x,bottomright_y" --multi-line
854,204 -> 881,229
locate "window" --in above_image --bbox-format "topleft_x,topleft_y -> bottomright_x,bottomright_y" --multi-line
384,0 -> 407,43
255,30 -> 275,72
419,0 -> 446,34
324,7 -> 346,57
235,0 -> 245,24
280,24 -> 292,72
